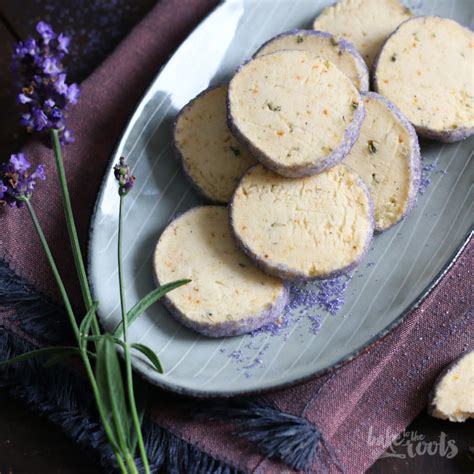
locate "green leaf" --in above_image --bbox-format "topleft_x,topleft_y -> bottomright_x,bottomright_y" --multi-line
95,335 -> 130,453
43,349 -> 96,368
113,279 -> 191,337
131,343 -> 163,373
129,375 -> 148,454
79,301 -> 100,350
43,348 -> 83,368
87,336 -> 163,372
0,347 -> 81,367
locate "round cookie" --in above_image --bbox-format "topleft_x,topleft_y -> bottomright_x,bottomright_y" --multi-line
344,92 -> 421,232
230,164 -> 374,280
313,0 -> 412,68
174,85 -> 256,203
153,206 -> 288,337
374,16 -> 474,142
228,50 -> 364,178
428,350 -> 474,423
254,29 -> 369,92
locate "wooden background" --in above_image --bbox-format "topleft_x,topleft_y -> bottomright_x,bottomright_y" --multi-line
0,1 -> 472,472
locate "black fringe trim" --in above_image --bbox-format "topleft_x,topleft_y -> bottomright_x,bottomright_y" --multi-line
0,259 -> 238,473
0,328 -> 239,473
0,260 -> 70,343
0,258 -> 336,472
199,400 -> 342,472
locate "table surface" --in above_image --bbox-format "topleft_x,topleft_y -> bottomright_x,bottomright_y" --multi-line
0,1 -> 472,472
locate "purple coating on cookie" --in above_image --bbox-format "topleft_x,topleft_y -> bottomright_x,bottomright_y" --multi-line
227,53 -> 366,179
372,16 -> 474,143
361,92 -> 421,234
153,206 -> 290,337
229,166 -> 375,281
172,83 -> 248,205
253,29 -> 370,92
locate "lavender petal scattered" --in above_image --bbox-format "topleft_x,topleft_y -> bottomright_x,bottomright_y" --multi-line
30,0 -> 154,81
419,162 -> 438,195
224,274 -> 353,377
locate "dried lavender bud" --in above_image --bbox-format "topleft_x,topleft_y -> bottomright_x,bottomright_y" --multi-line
266,102 -> 282,112
367,140 -> 377,154
229,146 -> 241,156
0,153 -> 45,207
12,22 -> 80,144
114,157 -> 135,196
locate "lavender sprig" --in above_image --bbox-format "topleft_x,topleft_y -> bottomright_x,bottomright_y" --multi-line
12,21 -> 79,144
0,153 -> 45,207
114,157 -> 136,196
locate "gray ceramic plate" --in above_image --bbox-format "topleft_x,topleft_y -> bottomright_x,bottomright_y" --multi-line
89,0 -> 473,396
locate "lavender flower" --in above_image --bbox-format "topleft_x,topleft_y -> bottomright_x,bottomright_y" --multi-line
0,153 -> 45,208
114,157 -> 135,196
12,21 -> 80,144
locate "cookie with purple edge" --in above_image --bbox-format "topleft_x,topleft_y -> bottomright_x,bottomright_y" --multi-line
254,29 -> 369,92
313,0 -> 412,69
228,50 -> 364,178
173,85 -> 256,204
373,16 -> 474,142
344,92 -> 421,233
153,206 -> 288,337
230,164 -> 374,281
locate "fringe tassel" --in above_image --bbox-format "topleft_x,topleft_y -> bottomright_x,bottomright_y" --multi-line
1,258 -> 337,472
199,400 -> 342,472
0,257 -> 238,473
0,260 -> 70,343
0,329 -> 239,473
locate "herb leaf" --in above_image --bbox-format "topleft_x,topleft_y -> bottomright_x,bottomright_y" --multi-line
79,301 -> 100,350
131,343 -> 163,373
368,140 -> 377,154
0,346 -> 81,367
266,102 -> 282,112
113,279 -> 190,336
229,146 -> 241,156
43,348 -> 96,368
95,335 -> 130,453
129,375 -> 148,455
89,335 -> 163,374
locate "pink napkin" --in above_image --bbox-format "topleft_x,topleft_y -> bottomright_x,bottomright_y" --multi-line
1,1 -> 472,471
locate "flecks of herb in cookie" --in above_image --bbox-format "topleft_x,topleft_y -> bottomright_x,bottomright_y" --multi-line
330,37 -> 338,47
391,53 -> 397,62
296,35 -> 304,44
351,101 -> 359,110
372,173 -> 380,184
266,102 -> 282,112
368,140 -> 377,154
229,146 -> 241,156
238,262 -> 246,268
286,146 -> 300,158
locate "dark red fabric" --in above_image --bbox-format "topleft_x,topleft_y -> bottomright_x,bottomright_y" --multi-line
1,1 -> 472,472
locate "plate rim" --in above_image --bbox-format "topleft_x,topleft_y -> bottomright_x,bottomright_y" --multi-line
88,0 -> 473,397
